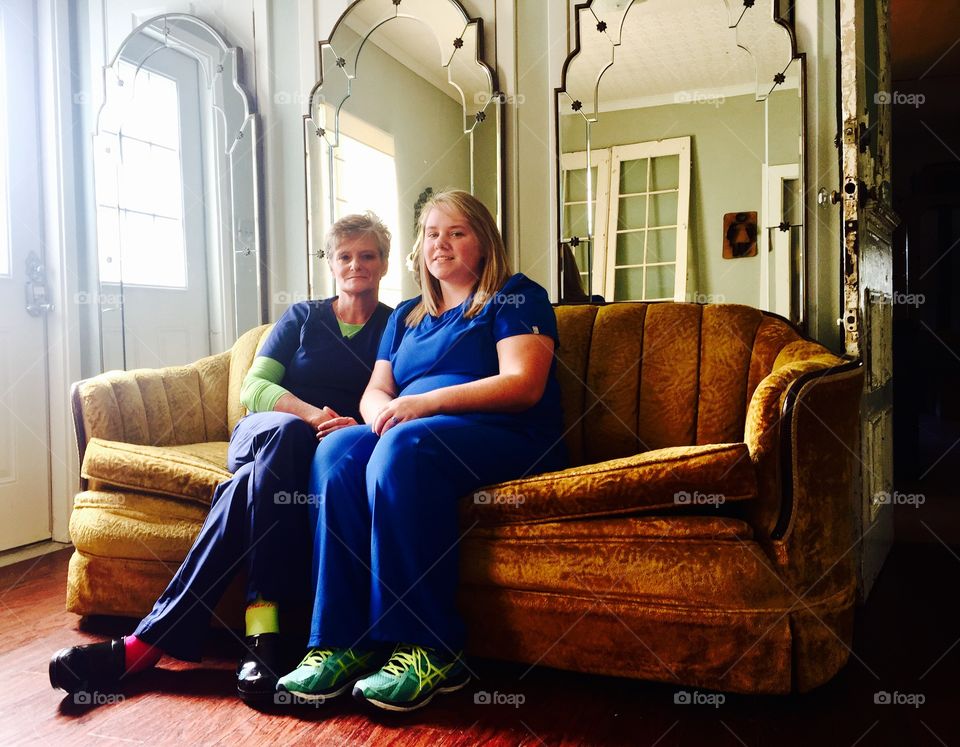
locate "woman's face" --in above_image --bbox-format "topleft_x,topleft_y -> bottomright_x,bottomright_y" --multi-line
423,206 -> 484,290
329,233 -> 387,296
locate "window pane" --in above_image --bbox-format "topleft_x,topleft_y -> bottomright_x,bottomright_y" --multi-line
647,227 -> 677,263
645,264 -> 676,300
565,166 -> 597,203
649,192 -> 678,227
614,231 -> 645,266
617,195 -> 646,229
650,154 -> 680,191
120,212 -> 186,287
613,267 -> 644,301
619,157 -> 648,193
564,203 -> 590,238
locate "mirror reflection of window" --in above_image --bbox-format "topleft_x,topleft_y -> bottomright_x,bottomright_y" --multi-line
0,20 -> 9,277
94,60 -> 187,288
332,119 -> 403,308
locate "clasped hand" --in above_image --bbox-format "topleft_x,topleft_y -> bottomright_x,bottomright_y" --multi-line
313,406 -> 357,441
372,394 -> 431,436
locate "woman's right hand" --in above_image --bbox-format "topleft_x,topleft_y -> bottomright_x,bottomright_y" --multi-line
315,407 -> 357,441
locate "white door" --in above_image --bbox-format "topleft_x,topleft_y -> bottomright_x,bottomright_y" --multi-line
0,0 -> 52,550
95,39 -> 211,370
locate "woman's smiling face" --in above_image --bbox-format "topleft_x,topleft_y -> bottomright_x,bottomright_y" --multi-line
423,206 -> 484,289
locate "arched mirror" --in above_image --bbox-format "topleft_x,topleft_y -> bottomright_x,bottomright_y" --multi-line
304,0 -> 502,307
556,0 -> 804,324
94,14 -> 264,371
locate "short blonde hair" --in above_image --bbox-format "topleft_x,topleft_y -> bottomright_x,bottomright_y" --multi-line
325,211 -> 391,262
405,190 -> 510,327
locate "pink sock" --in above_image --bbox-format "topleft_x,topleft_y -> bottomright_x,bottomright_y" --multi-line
123,635 -> 162,674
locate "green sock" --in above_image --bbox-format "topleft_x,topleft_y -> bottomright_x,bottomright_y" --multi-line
245,595 -> 280,636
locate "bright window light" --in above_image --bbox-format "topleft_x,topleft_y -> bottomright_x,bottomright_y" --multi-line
94,61 -> 186,287
333,130 -> 403,308
0,20 -> 10,277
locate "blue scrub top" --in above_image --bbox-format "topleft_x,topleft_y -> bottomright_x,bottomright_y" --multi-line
377,273 -> 564,432
259,298 -> 393,421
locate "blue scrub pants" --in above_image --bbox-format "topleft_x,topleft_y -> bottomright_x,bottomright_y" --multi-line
306,415 -> 566,654
134,412 -> 317,661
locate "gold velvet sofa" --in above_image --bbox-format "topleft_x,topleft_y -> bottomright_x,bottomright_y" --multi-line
67,302 -> 863,694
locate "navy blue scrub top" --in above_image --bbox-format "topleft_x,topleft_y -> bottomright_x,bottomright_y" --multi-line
259,298 -> 393,421
376,274 -> 563,431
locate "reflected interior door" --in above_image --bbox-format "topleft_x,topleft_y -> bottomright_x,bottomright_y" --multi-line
0,0 -> 51,550
97,41 -> 211,370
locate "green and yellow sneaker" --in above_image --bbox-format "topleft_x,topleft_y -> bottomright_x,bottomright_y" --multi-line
276,647 -> 384,703
352,643 -> 470,712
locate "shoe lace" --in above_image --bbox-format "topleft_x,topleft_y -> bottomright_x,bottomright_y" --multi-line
299,648 -> 334,667
381,644 -> 418,677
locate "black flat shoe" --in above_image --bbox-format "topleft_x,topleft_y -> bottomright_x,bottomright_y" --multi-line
49,638 -> 126,695
237,633 -> 281,703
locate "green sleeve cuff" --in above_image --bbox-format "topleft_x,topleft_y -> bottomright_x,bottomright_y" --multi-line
240,356 -> 289,413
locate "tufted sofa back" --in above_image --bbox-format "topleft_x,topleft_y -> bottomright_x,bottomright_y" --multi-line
554,303 -> 843,467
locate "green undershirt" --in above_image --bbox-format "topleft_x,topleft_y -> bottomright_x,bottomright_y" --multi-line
337,318 -> 365,339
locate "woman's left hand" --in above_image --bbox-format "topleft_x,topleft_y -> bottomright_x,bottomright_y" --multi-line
372,394 -> 433,436
316,408 -> 358,441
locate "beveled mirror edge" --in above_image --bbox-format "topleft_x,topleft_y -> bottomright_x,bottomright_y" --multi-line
553,0 -> 807,329
93,12 -> 267,362
302,0 -> 505,300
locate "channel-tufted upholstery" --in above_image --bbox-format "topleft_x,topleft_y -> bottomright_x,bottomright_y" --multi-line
66,302 -> 863,694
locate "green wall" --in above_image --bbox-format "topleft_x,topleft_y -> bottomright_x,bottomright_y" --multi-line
560,89 -> 801,306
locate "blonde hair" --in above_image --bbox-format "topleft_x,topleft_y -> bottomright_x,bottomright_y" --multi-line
325,211 -> 391,262
405,190 -> 511,327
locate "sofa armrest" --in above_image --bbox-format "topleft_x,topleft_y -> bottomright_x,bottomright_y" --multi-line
461,442 -> 758,527
770,361 -> 864,589
71,350 -> 233,472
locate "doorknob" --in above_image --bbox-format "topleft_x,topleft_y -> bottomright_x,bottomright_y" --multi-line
24,251 -> 53,317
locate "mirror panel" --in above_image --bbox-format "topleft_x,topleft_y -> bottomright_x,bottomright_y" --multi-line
305,0 -> 501,307
94,14 -> 263,371
557,0 -> 804,322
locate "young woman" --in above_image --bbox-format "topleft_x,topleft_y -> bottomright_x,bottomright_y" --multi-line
277,190 -> 567,712
49,212 -> 394,702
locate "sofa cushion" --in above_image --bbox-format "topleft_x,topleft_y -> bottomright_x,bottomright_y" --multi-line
70,489 -> 210,561
463,442 -> 757,527
469,514 -> 754,541
81,438 -> 230,505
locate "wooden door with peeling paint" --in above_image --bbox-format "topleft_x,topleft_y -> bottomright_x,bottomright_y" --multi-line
839,0 -> 898,599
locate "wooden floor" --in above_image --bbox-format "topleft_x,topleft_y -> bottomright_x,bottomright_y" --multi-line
0,533 -> 957,746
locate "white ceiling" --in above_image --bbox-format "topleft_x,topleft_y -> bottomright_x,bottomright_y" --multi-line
563,0 -> 798,114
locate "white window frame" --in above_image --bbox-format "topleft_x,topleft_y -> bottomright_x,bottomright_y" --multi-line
561,136 -> 691,302
0,16 -> 9,277
559,149 -> 611,294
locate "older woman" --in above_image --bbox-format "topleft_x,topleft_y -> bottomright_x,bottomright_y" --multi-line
277,190 -> 567,712
49,212 -> 394,702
